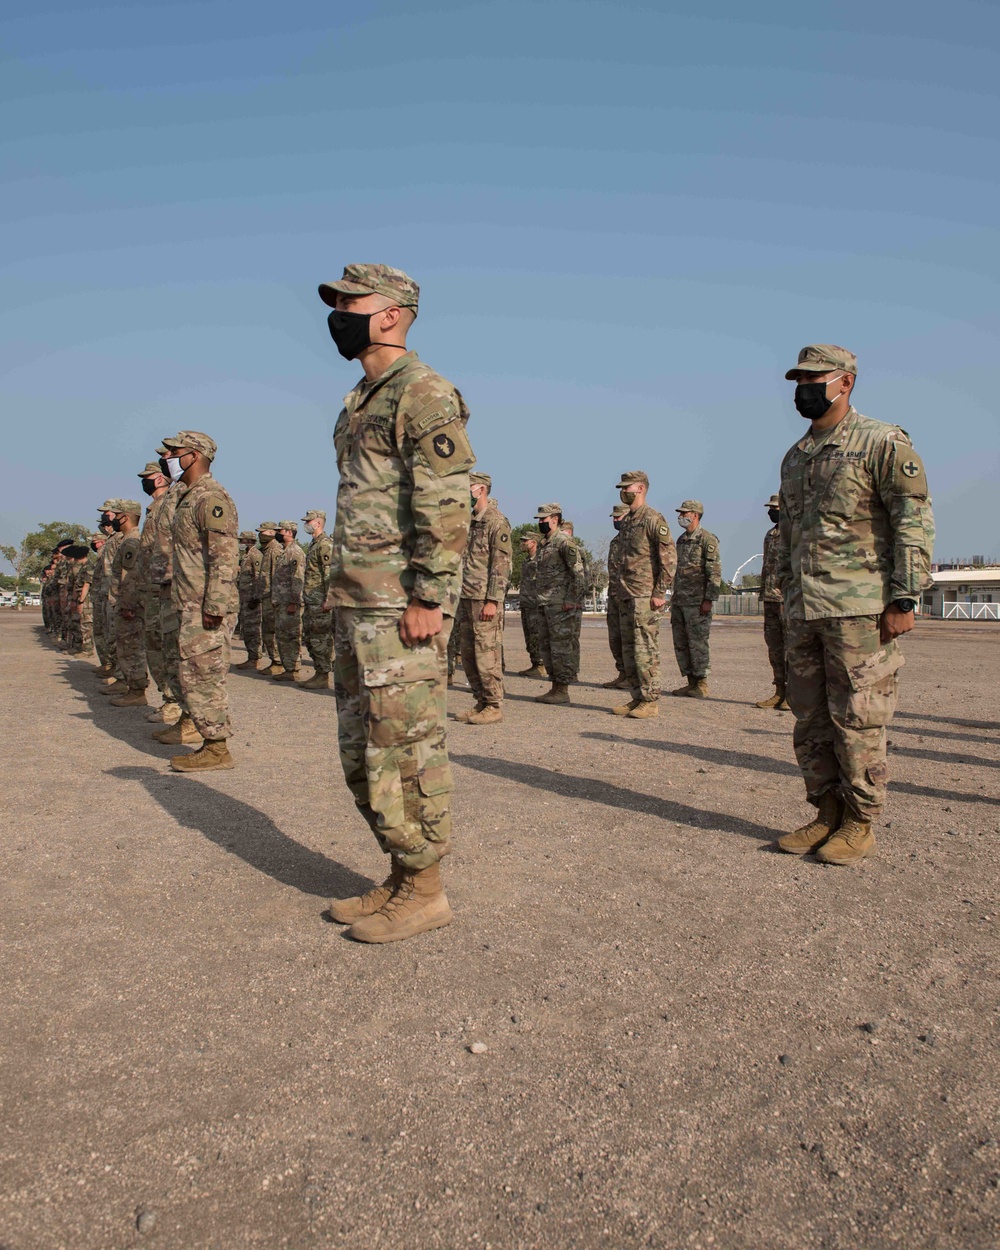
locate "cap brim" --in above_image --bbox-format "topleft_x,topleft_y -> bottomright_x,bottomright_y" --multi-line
318,280 -> 371,307
785,366 -> 832,380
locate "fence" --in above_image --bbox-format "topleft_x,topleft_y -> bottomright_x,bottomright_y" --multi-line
940,601 -> 1000,621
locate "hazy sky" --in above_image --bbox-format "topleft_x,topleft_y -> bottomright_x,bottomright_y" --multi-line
3,0 -> 998,575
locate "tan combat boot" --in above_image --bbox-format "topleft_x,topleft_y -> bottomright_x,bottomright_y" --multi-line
816,816 -> 876,865
264,661 -> 284,676
298,671 -> 331,690
272,668 -> 300,681
612,699 -> 641,716
152,714 -> 202,745
148,699 -> 182,724
517,664 -> 547,679
110,687 -> 148,707
100,679 -> 129,697
93,663 -> 115,678
670,677 -> 695,696
777,792 -> 843,855
232,657 -> 257,670
346,862 -> 453,943
627,700 -> 658,719
689,679 -> 709,698
755,685 -> 786,709
454,701 -> 487,724
169,739 -> 235,773
468,704 -> 503,725
602,674 -> 629,689
776,696 -> 791,711
535,683 -> 570,705
328,861 -> 407,924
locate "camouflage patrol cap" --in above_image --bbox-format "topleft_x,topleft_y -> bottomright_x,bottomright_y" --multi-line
784,344 -> 858,379
238,530 -> 257,543
611,504 -> 629,518
258,520 -> 278,532
116,499 -> 142,517
766,493 -> 780,509
676,499 -> 704,515
277,520 -> 298,532
616,470 -> 649,489
301,509 -> 326,522
138,461 -> 163,476
98,499 -> 120,512
90,532 -> 105,543
161,430 -> 218,462
155,446 -> 169,457
470,472 -> 492,492
318,264 -> 420,313
519,532 -> 539,545
534,502 -> 563,518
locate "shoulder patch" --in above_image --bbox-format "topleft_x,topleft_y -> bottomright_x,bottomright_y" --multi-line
212,505 -> 223,518
499,533 -> 508,542
204,496 -> 231,534
415,418 -> 475,476
658,525 -> 669,536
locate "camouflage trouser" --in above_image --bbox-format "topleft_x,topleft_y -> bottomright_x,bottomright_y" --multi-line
303,605 -> 334,674
161,584 -> 189,715
446,623 -> 460,677
763,601 -> 786,688
519,602 -> 544,668
93,594 -> 110,665
144,586 -> 167,695
606,597 -> 625,677
785,615 -> 901,823
275,605 -> 303,671
177,608 -> 236,740
66,607 -> 83,653
670,604 -> 712,679
334,609 -> 453,870
622,598 -> 663,702
537,604 -> 582,685
103,597 -> 121,674
241,597 -> 262,664
261,599 -> 277,663
457,598 -> 504,707
80,598 -> 94,653
116,608 -> 149,689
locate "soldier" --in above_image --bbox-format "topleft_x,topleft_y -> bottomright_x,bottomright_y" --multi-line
454,472 -> 511,724
299,510 -> 335,690
90,511 -> 116,674
156,431 -> 240,772
272,521 -> 306,680
52,541 -> 73,649
256,522 -> 282,674
775,344 -> 933,864
611,471 -> 677,719
755,493 -> 789,710
318,262 -> 474,943
515,533 -> 546,679
233,531 -> 263,671
106,501 -> 149,706
669,500 -> 721,698
602,504 -> 630,688
533,503 -> 585,706
131,462 -> 172,720
94,501 -> 125,686
72,533 -> 104,659
63,546 -> 89,655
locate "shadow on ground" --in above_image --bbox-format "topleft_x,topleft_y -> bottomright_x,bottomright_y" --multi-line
582,729 -> 800,777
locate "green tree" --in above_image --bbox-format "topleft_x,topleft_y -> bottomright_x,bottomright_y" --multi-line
509,521 -> 538,588
1,522 -> 91,593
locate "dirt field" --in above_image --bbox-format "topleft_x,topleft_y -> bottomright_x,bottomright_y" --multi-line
1,610 -> 997,1250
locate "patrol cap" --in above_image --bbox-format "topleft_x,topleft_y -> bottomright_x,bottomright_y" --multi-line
155,446 -> 169,457
90,532 -> 106,543
766,493 -> 780,509
519,532 -> 539,544
534,502 -> 563,518
301,509 -> 326,522
277,519 -> 298,532
116,499 -> 142,517
470,472 -> 492,492
318,264 -> 420,313
98,499 -> 120,512
611,504 -> 629,518
138,461 -> 162,476
676,499 -> 704,515
616,470 -> 649,489
238,530 -> 257,543
161,430 -> 218,462
258,520 -> 279,532
784,344 -> 858,379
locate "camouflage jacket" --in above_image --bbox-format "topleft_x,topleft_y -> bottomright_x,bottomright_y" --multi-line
519,552 -> 539,606
169,474 -> 240,618
135,494 -> 167,593
238,545 -> 263,602
461,503 -> 511,602
607,533 -> 624,602
256,538 -> 282,600
777,408 -> 934,621
535,527 -> 586,606
54,558 -> 71,605
615,504 -> 677,600
148,481 -> 186,586
111,531 -> 143,612
81,547 -> 100,593
95,532 -> 124,603
672,527 -> 721,606
272,540 -> 306,607
328,352 -> 475,613
760,524 -> 782,603
303,532 -> 335,607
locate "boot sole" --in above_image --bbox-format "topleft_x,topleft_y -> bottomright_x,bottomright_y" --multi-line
816,842 -> 876,866
169,758 -> 236,773
346,906 -> 453,944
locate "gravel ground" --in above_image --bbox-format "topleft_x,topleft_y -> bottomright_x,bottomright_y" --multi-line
1,610 -> 997,1250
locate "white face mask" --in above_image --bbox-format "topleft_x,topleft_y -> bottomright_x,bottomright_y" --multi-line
165,456 -> 184,482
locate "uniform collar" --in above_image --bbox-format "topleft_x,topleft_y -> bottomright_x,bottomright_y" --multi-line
797,406 -> 858,455
345,351 -> 419,412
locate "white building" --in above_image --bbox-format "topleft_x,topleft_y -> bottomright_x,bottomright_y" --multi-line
923,568 -> 1000,618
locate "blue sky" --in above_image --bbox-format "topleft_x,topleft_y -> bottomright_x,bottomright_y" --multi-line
2,0 -> 998,574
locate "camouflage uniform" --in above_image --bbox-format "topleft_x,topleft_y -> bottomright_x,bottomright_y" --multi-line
111,510 -> 149,691
170,473 -> 240,741
137,492 -> 168,696
760,511 -> 786,689
615,497 -> 677,702
150,482 -> 188,711
518,546 -> 543,669
258,532 -> 282,666
534,515 -> 586,685
54,558 -> 71,645
97,530 -> 125,675
327,350 -> 474,869
237,537 -> 264,664
778,403 -> 933,822
302,517 -> 335,675
670,507 -> 721,681
272,530 -> 306,672
65,558 -> 86,653
605,526 -> 626,680
457,484 -> 511,709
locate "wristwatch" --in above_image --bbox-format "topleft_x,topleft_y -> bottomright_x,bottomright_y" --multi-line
892,598 -> 917,613
415,597 -> 440,610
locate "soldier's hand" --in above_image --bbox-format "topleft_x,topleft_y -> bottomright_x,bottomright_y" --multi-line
562,602 -> 579,613
400,600 -> 442,646
120,609 -> 136,621
202,611 -> 223,630
286,604 -> 299,615
650,595 -> 666,611
880,605 -> 914,643
479,601 -> 498,621
699,599 -> 713,616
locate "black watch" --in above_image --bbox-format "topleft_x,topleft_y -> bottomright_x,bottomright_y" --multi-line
892,598 -> 917,614
415,598 -> 440,610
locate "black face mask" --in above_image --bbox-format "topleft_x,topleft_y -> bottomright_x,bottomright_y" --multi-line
538,520 -> 552,535
327,309 -> 402,361
141,478 -> 156,496
613,520 -> 623,532
111,518 -> 122,532
794,381 -> 835,421
768,508 -> 780,524
158,456 -> 170,476
101,513 -> 114,526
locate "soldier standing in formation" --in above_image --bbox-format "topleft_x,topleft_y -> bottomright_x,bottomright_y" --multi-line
271,521 -> 306,681
299,510 -> 335,690
256,522 -> 281,675
131,463 -> 172,717
95,500 -> 125,685
319,263 -> 474,944
106,501 -> 149,707
775,345 -> 933,865
755,493 -> 789,711
455,472 -> 512,725
601,504 -> 630,689
670,500 -> 721,698
612,471 -> 677,719
74,533 -> 103,660
533,503 -> 585,706
234,531 -> 263,671
515,533 -> 545,679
